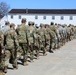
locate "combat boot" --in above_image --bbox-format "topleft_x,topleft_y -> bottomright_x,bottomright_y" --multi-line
36,57 -> 39,60
3,66 -> 7,73
30,59 -> 34,62
0,71 -> 5,75
23,61 -> 28,66
35,53 -> 39,60
49,49 -> 54,53
43,52 -> 47,56
13,65 -> 18,70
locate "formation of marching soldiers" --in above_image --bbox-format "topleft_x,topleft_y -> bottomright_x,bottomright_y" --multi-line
0,18 -> 76,75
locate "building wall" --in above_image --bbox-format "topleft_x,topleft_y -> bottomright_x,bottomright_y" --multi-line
0,16 -> 8,28
7,14 -> 76,27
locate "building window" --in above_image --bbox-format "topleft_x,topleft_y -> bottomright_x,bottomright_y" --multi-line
19,15 -> 21,19
43,16 -> 46,20
52,16 -> 55,20
61,16 -> 64,20
70,16 -> 73,20
35,15 -> 38,19
11,15 -> 13,19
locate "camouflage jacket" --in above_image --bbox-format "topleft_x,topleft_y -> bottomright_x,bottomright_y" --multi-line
16,24 -> 27,43
4,29 -> 19,49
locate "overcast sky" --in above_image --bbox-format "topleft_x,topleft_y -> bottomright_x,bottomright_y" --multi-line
0,0 -> 76,9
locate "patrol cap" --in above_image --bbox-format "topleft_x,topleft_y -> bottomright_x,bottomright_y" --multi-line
10,23 -> 15,28
28,21 -> 32,25
5,21 -> 10,25
58,24 -> 61,26
50,22 -> 54,25
40,23 -> 44,27
45,24 -> 49,27
32,22 -> 35,25
55,23 -> 57,25
21,18 -> 26,23
68,24 -> 71,26
22,18 -> 26,21
62,24 -> 65,27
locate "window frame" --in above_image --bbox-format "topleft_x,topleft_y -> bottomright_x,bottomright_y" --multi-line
61,16 -> 64,20
43,16 -> 46,20
11,15 -> 13,19
70,16 -> 73,20
52,16 -> 55,20
19,15 -> 21,19
35,15 -> 38,19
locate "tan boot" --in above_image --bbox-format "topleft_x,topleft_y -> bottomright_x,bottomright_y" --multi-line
13,65 -> 18,70
3,66 -> 7,73
0,71 -> 5,75
36,56 -> 39,60
30,60 -> 34,63
23,61 -> 28,66
43,53 -> 47,56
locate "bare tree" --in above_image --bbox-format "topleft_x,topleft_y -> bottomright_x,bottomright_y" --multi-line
0,2 -> 10,18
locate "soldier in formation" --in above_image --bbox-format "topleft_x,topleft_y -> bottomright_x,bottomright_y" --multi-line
0,18 -> 76,74
4,23 -> 19,73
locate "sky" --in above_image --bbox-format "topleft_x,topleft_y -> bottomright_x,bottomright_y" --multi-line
0,0 -> 76,10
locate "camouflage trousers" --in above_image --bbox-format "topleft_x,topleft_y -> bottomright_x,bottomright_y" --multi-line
45,39 -> 50,51
0,55 -> 5,70
67,33 -> 71,41
29,43 -> 34,60
4,49 -> 17,68
54,37 -> 60,49
34,41 -> 40,58
40,41 -> 46,54
51,38 -> 55,50
74,33 -> 76,39
19,43 -> 28,62
0,71 -> 5,75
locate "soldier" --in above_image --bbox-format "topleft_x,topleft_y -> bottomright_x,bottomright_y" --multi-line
67,24 -> 72,41
0,31 -> 5,75
58,24 -> 64,46
27,21 -> 35,62
62,24 -> 67,45
56,24 -> 61,49
38,23 -> 47,56
45,24 -> 53,53
1,21 -> 10,33
33,23 -> 40,59
70,25 -> 75,40
55,23 -> 61,49
50,22 -> 57,50
74,26 -> 76,39
16,18 -> 28,66
4,23 -> 19,73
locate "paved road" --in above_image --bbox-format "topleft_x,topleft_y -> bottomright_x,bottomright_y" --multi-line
6,39 -> 76,75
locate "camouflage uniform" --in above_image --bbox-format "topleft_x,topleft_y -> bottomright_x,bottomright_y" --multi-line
38,24 -> 47,56
0,31 -> 5,75
4,23 -> 19,73
33,27 -> 40,59
62,25 -> 67,45
57,24 -> 61,48
55,25 -> 61,49
70,25 -> 75,40
1,21 -> 10,33
50,22 -> 57,50
58,25 -> 64,46
27,21 -> 35,62
16,18 -> 28,65
74,26 -> 76,39
67,25 -> 72,41
45,24 -> 53,53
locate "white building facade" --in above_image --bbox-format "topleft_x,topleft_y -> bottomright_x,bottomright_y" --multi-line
6,9 -> 76,27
